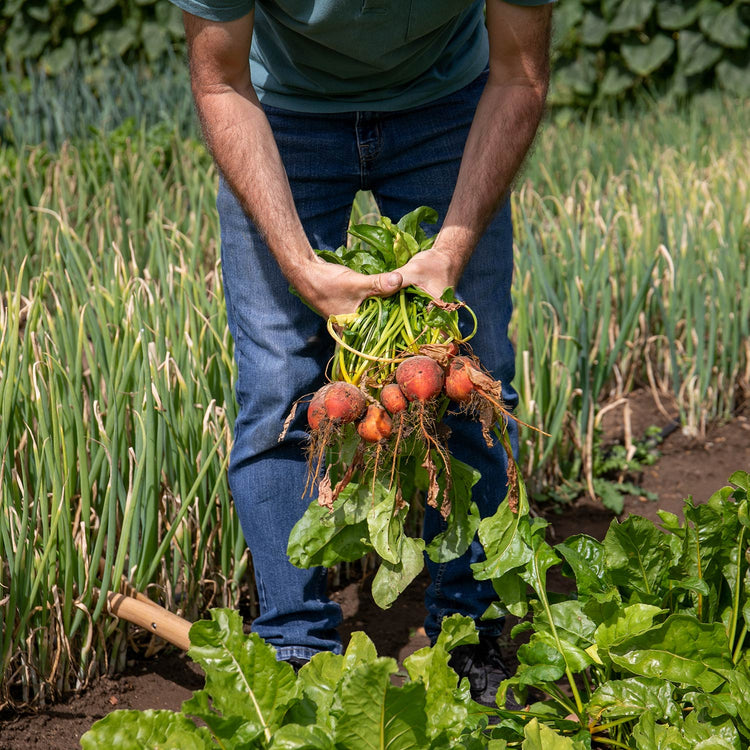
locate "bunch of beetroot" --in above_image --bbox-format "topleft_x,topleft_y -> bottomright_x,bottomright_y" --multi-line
305,348 -> 518,517
286,207 -> 535,607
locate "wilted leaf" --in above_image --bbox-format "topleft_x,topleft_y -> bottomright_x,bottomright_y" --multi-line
425,457 -> 481,563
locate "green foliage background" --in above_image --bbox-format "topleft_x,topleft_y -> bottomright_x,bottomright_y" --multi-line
2,0 -> 750,103
551,0 -> 750,104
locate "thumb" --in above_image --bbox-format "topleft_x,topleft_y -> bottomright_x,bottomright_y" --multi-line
371,271 -> 402,296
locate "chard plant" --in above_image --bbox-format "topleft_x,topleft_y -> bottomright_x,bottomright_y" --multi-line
82,473 -> 750,749
80,611 -> 498,749
475,470 -> 750,747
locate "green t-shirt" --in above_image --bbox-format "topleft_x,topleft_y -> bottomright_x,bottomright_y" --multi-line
170,0 -> 553,112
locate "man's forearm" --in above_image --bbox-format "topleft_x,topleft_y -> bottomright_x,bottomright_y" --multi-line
193,80 -> 316,289
435,76 -> 548,276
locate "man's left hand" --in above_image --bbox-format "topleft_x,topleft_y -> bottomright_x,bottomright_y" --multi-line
395,245 -> 464,301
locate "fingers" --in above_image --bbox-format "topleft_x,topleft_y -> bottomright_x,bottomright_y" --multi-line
368,271 -> 402,297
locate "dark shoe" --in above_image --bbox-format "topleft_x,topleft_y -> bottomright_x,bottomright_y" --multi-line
448,635 -> 522,711
284,657 -> 309,673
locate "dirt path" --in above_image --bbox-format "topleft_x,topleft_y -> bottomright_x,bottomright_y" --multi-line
2,392 -> 748,749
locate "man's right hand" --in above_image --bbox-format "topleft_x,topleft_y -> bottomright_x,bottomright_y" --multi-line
292,256 -> 403,320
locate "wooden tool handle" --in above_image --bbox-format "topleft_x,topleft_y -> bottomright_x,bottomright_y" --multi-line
107,592 -> 192,651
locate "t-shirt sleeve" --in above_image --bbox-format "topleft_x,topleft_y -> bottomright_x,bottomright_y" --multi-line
167,0 -> 254,23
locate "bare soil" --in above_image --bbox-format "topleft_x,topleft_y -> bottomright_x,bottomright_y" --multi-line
2,390 -> 748,750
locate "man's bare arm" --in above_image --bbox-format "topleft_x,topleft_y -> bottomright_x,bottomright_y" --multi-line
398,1 -> 552,297
184,11 -> 401,318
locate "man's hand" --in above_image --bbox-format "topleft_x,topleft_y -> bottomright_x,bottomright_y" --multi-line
293,257 -> 403,319
394,246 -> 461,301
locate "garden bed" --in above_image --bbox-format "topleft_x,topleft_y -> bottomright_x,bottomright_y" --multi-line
2,391 -> 747,749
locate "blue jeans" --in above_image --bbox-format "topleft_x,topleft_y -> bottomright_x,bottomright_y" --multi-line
218,69 -> 518,661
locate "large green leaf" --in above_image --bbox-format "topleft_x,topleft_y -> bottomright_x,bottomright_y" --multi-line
594,603 -> 665,652
603,515 -> 672,600
515,638 -> 566,686
425,457 -> 481,563
532,599 -> 596,649
332,660 -> 429,749
521,718 -> 587,749
81,710 -> 214,750
609,0 -> 654,33
656,0 -> 702,30
404,615 -> 483,739
588,677 -> 679,722
287,483 -> 374,568
700,4 -> 750,49
296,651 -> 345,731
633,710 -> 690,749
609,615 -> 732,692
371,535 -> 425,609
621,34 -> 675,77
580,11 -> 608,46
489,570 -> 529,619
396,206 -> 438,250
681,711 -> 741,748
269,724 -> 336,749
555,534 -> 610,599
187,609 -> 300,743
473,476 -> 532,581
367,486 -> 403,565
677,31 -> 722,77
717,57 -> 750,97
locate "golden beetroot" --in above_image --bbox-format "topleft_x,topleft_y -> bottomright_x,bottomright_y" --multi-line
395,355 -> 444,403
307,384 -> 332,430
323,382 -> 367,423
380,383 -> 408,414
357,404 -> 393,442
444,356 -> 475,402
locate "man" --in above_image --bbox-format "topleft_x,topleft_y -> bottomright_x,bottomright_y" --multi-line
169,0 -> 553,707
